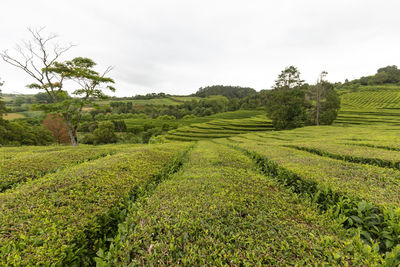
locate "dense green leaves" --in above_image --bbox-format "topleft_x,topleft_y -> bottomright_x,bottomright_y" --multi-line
98,142 -> 382,265
266,88 -> 308,130
0,146 -> 121,191
0,142 -> 191,265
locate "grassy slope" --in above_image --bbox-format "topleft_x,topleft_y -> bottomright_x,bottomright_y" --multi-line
97,96 -> 201,106
165,110 -> 272,141
336,85 -> 400,125
100,141 -> 381,265
3,113 -> 25,120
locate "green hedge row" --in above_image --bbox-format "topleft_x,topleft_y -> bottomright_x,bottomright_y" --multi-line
0,143 -> 191,265
286,145 -> 400,171
230,144 -> 400,258
346,143 -> 400,152
96,142 -> 383,266
0,146 -> 122,192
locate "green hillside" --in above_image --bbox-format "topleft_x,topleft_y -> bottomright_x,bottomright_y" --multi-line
4,85 -> 400,265
335,85 -> 400,125
165,114 -> 273,141
97,96 -> 201,106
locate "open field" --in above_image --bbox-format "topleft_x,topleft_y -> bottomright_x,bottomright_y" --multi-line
98,141 -> 382,265
123,109 -> 266,132
97,96 -> 202,106
336,86 -> 400,126
0,142 -> 192,265
3,113 -> 25,120
216,124 -> 400,254
164,111 -> 272,141
2,87 -> 400,265
3,124 -> 400,264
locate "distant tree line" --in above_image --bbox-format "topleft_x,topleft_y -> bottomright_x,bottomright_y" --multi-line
194,85 -> 257,99
344,65 -> 400,86
0,78 -> 54,145
266,66 -> 341,130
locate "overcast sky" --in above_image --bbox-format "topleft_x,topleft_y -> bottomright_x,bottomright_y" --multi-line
1,0 -> 399,97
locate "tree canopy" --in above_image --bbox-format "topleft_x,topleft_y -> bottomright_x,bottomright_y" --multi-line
273,66 -> 305,90
195,85 -> 256,99
344,65 -> 400,86
267,67 -> 340,130
0,78 -> 6,119
1,28 -> 115,146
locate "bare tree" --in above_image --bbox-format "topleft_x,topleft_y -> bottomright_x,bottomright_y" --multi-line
315,71 -> 327,126
1,27 -> 74,103
1,28 -> 115,146
0,78 -> 6,119
308,71 -> 329,126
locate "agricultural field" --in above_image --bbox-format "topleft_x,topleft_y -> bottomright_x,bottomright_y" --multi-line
0,142 -> 192,265
3,87 -> 400,265
216,124 -> 400,257
123,109 -> 266,133
336,85 -> 400,126
2,113 -> 25,120
165,114 -> 273,141
97,96 -> 201,106
3,123 -> 400,264
97,141 -> 382,265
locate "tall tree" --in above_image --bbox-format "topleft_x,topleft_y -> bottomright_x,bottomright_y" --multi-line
266,89 -> 308,130
0,78 -> 6,119
308,71 -> 327,126
43,114 -> 70,144
273,66 -> 305,90
267,66 -> 308,130
307,71 -> 340,125
37,57 -> 115,145
1,28 -> 115,146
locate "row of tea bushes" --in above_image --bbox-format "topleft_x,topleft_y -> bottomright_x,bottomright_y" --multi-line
96,142 -> 383,266
0,142 -> 191,266
0,145 -> 131,191
285,144 -> 400,170
219,138 -> 400,256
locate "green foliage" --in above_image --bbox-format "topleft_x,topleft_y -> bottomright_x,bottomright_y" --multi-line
287,145 -> 400,171
0,146 -> 118,191
194,85 -> 256,99
0,78 -> 6,119
156,114 -> 176,120
0,142 -> 191,265
92,121 -> 117,145
346,65 -> 400,86
98,142 -> 383,265
219,124 -> 400,254
273,65 -> 305,90
33,57 -> 116,145
182,114 -> 197,120
266,89 -> 308,130
111,120 -> 127,132
0,120 -> 54,146
166,115 -> 272,141
308,77 -> 341,125
320,109 -> 338,125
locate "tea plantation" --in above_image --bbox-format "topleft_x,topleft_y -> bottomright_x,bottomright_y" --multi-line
2,87 -> 400,265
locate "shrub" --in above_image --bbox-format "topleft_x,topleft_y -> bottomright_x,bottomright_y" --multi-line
92,121 -> 117,144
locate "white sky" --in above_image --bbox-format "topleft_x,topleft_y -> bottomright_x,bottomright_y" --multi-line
1,0 -> 399,97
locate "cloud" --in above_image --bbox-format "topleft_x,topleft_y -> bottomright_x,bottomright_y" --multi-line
1,0 -> 400,96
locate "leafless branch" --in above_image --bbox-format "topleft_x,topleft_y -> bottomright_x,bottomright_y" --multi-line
1,27 -> 75,101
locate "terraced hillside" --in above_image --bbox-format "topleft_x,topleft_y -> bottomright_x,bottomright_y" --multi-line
336,86 -> 400,125
216,124 -> 400,261
0,142 -> 192,265
165,115 -> 273,141
4,86 -> 400,265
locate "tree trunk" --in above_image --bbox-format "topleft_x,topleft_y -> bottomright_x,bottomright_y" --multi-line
65,120 -> 79,146
316,84 -> 321,126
